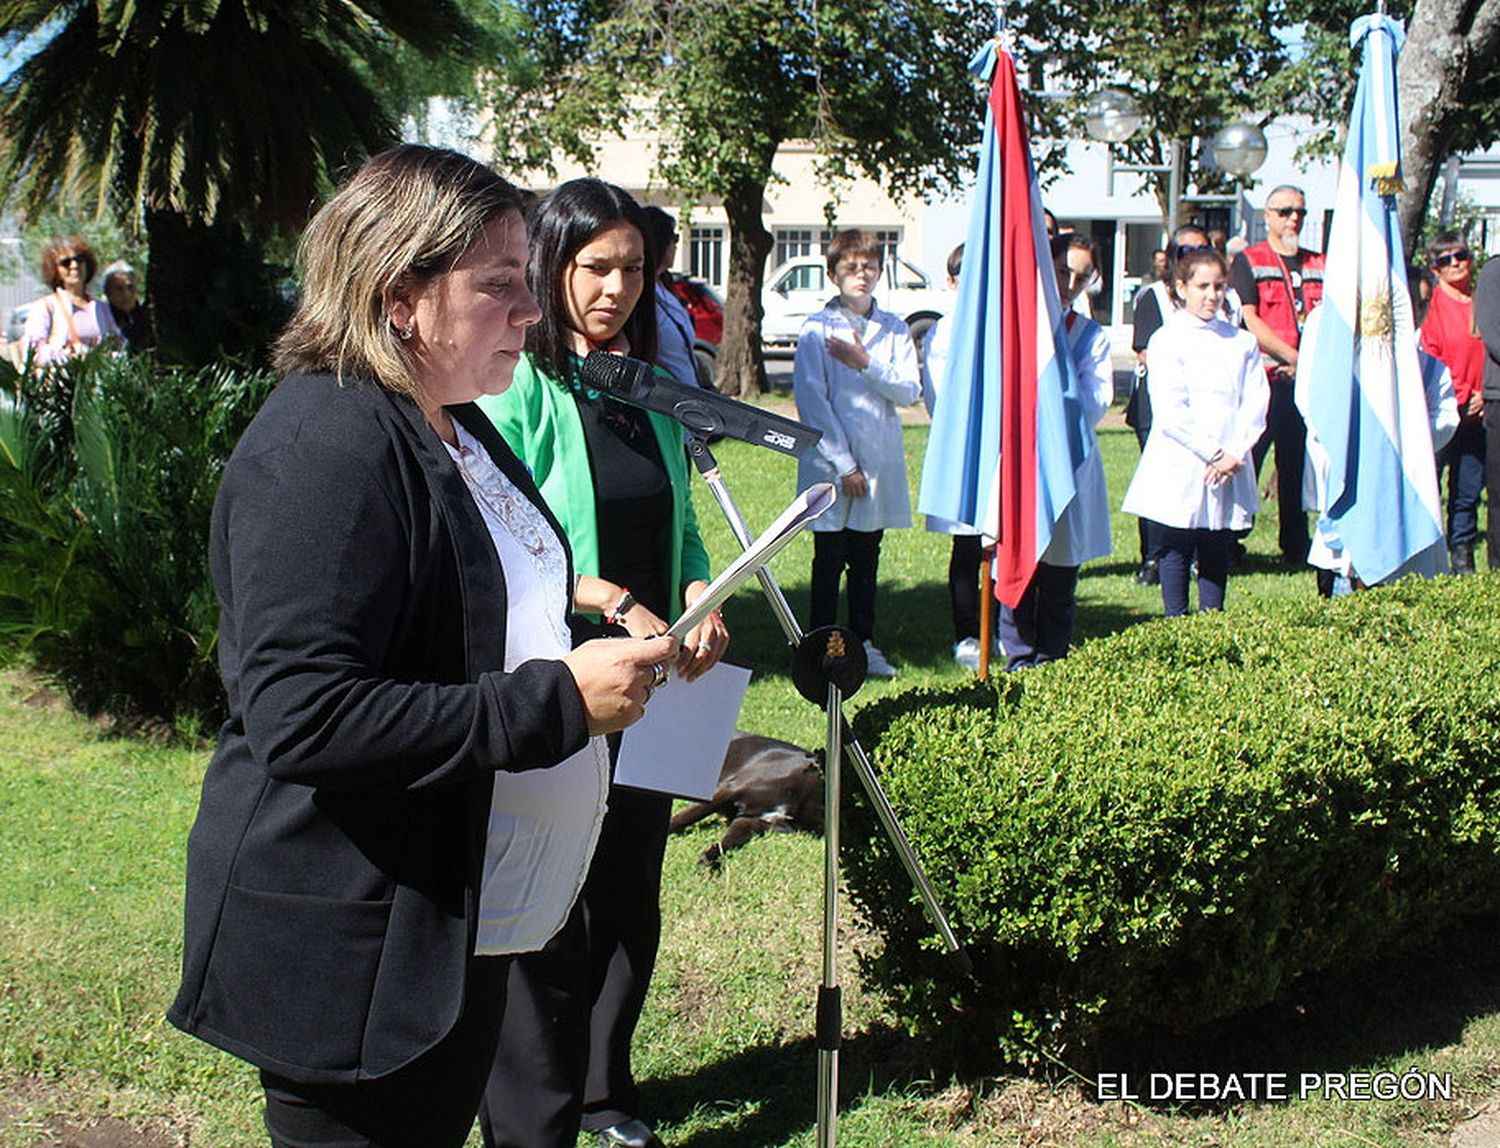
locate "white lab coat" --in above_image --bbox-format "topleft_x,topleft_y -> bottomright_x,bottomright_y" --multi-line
794,299 -> 921,532
1044,314 -> 1115,566
1122,309 -> 1268,531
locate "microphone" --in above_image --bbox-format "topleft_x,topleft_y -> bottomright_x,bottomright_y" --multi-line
580,351 -> 821,459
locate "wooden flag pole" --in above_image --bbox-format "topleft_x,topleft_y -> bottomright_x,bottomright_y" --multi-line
978,549 -> 994,680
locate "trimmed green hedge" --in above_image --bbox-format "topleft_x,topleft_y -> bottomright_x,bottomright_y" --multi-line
845,576 -> 1500,1063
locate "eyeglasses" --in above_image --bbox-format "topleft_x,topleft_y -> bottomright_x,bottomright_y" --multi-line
1173,243 -> 1213,261
1268,206 -> 1307,219
1433,249 -> 1472,268
836,261 -> 881,276
57,255 -> 84,268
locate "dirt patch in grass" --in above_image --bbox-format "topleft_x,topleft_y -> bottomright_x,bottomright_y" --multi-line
0,1077 -> 184,1148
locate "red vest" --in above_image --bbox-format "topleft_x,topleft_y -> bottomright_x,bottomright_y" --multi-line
1243,241 -> 1324,351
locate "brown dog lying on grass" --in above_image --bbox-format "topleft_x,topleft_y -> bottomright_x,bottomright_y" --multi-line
669,732 -> 823,867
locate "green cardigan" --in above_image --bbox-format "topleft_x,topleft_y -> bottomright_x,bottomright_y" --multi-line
477,354 -> 711,615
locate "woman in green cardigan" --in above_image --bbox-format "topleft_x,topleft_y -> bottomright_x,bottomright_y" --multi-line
478,178 -> 729,1148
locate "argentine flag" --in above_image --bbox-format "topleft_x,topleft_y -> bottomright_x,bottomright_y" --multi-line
917,41 -> 1094,607
1296,13 -> 1447,584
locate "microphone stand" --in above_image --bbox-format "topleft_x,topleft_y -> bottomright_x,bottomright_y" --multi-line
683,432 -> 970,1148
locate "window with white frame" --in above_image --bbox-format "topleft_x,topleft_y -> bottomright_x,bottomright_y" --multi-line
688,226 -> 725,289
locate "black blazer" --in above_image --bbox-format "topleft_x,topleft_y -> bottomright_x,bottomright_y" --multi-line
168,372 -> 591,1084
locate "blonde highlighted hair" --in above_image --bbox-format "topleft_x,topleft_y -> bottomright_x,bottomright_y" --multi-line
273,144 -> 526,401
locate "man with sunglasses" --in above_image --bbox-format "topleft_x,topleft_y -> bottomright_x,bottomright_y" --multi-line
1230,186 -> 1325,566
1421,232 -> 1486,574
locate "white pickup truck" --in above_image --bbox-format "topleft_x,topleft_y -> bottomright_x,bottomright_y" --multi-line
760,254 -> 950,353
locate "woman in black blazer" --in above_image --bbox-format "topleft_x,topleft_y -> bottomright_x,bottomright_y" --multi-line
167,145 -> 678,1148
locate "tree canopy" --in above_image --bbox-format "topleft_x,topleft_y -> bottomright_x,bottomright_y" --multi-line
484,0 -> 993,396
0,0 -> 483,361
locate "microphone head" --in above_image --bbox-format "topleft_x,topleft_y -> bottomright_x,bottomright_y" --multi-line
581,350 -> 648,397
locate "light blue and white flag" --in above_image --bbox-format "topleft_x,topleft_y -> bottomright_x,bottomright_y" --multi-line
1296,13 -> 1446,584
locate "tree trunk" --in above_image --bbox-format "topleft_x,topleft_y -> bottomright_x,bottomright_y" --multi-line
1396,0 -> 1500,254
146,209 -> 291,366
716,178 -> 776,400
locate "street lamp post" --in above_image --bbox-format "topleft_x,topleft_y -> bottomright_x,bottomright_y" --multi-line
1082,89 -> 1268,233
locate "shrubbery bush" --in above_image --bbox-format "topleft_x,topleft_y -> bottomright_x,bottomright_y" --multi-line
845,576 -> 1500,1064
0,352 -> 273,730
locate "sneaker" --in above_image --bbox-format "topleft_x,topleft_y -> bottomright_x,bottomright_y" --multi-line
1134,559 -> 1160,586
862,640 -> 897,678
953,637 -> 981,671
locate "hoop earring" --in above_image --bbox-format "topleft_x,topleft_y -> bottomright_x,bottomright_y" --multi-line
396,322 -> 414,342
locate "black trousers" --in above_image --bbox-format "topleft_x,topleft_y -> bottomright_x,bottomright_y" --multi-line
1133,424 -> 1164,564
810,528 -> 884,642
995,562 -> 1078,669
948,533 -> 984,643
1252,376 -> 1310,562
261,955 -> 510,1148
1487,403 -> 1500,570
481,786 -> 672,1148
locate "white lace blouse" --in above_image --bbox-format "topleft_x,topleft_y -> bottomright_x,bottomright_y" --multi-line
445,419 -> 609,956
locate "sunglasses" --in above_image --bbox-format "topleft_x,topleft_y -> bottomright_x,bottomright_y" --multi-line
1433,249 -> 1472,268
57,255 -> 85,268
1268,206 -> 1307,219
1173,243 -> 1214,261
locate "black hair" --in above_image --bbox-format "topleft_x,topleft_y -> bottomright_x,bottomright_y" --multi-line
525,178 -> 658,386
639,205 -> 678,271
946,243 -> 965,280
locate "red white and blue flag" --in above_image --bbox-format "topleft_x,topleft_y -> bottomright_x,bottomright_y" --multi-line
918,41 -> 1095,607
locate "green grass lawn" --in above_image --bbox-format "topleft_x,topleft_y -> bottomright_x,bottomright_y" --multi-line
2,417 -> 1497,1146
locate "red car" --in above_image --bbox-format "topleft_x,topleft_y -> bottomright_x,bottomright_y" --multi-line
668,273 -> 724,346
667,272 -> 724,388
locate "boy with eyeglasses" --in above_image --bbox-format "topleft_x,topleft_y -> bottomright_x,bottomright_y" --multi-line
1420,232 -> 1486,573
793,229 -> 921,678
1230,185 -> 1325,567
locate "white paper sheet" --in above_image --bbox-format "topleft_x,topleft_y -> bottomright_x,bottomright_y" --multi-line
666,483 -> 836,640
614,661 -> 752,799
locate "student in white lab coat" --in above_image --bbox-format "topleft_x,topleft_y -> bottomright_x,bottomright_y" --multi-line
996,233 -> 1115,668
793,229 -> 921,678
1122,247 -> 1267,616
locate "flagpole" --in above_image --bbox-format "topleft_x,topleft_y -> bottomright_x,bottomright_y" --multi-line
978,553 -> 994,680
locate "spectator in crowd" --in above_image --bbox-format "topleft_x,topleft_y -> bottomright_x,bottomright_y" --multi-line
996,233 -> 1113,668
167,144 -> 675,1148
1128,224 -> 1241,584
1480,251 -> 1500,571
793,229 -> 921,679
1230,185 -> 1324,565
1148,248 -> 1168,283
478,177 -> 726,1148
23,235 -> 120,364
1419,232 -> 1486,574
640,205 -> 702,390
920,243 -> 988,670
1123,247 -> 1267,616
101,261 -> 154,353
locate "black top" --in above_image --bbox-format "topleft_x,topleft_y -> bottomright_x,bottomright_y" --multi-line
168,373 -> 590,1084
577,393 -> 674,619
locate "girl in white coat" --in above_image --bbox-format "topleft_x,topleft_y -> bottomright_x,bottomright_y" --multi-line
793,229 -> 921,677
1122,248 -> 1267,616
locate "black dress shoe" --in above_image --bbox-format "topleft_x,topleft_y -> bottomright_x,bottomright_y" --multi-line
595,1118 -> 664,1148
1134,559 -> 1160,586
1452,542 -> 1476,575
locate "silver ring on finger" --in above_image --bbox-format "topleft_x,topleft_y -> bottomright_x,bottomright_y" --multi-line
650,662 -> 669,688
